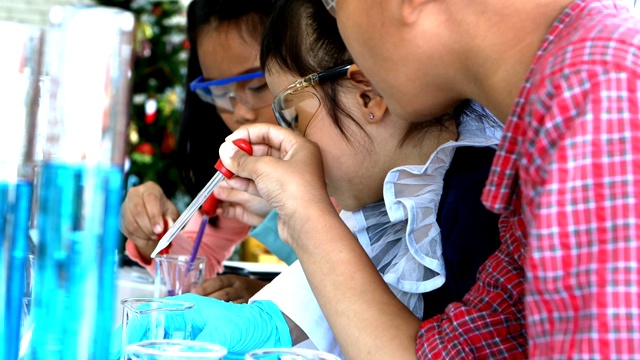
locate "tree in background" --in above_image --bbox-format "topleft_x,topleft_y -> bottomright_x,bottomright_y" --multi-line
96,0 -> 190,208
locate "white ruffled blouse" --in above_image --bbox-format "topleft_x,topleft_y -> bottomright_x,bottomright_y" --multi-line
251,110 -> 504,358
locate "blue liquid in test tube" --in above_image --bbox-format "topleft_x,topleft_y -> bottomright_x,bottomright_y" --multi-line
0,181 -> 33,360
30,164 -> 122,358
0,21 -> 43,360
26,5 -> 134,359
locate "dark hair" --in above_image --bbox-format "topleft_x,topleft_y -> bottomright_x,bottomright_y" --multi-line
177,0 -> 273,199
260,0 -> 358,139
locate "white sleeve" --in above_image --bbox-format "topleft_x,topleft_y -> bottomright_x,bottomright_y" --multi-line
249,261 -> 345,359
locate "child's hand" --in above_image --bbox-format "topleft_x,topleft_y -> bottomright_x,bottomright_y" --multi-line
213,179 -> 272,227
219,123 -> 336,247
120,181 -> 179,262
192,275 -> 268,303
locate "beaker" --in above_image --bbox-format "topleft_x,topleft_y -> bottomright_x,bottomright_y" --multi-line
155,255 -> 206,296
244,348 -> 341,360
120,298 -> 195,360
126,339 -> 227,360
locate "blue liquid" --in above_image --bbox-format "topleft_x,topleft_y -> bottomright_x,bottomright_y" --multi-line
29,163 -> 123,360
0,180 -> 33,360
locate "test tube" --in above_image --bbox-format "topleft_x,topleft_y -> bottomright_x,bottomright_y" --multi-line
28,5 -> 134,359
0,21 -> 44,360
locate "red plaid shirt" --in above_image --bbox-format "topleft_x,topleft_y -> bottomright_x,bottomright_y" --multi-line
417,0 -> 640,358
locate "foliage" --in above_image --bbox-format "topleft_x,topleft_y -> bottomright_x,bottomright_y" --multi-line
96,0 -> 189,201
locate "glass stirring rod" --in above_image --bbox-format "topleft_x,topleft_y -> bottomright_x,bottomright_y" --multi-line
150,139 -> 253,258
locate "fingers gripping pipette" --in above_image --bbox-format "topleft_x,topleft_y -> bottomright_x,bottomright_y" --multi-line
150,139 -> 253,258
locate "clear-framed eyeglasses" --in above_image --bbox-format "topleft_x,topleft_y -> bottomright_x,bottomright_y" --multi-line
321,0 -> 337,16
272,64 -> 351,134
189,71 -> 273,112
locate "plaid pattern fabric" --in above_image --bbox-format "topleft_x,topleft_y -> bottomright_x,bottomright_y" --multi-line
416,205 -> 528,359
481,0 -> 640,358
418,0 -> 640,358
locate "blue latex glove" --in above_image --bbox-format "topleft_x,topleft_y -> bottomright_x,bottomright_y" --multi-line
191,297 -> 292,358
110,293 -> 291,359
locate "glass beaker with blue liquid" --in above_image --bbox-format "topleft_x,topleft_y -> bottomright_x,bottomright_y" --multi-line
27,5 -> 134,360
0,21 -> 44,360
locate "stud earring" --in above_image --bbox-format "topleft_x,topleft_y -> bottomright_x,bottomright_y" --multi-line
369,113 -> 374,120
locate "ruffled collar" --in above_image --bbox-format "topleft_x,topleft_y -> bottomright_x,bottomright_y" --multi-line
340,113 -> 503,318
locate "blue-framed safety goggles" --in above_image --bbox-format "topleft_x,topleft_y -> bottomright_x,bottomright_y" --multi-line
189,71 -> 272,112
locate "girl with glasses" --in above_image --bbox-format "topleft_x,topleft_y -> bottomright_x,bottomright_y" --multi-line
119,0 -> 294,304
119,0 -> 504,357
248,0 -> 503,356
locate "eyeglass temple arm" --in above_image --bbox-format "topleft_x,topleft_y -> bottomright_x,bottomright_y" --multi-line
298,64 -> 352,89
315,64 -> 351,83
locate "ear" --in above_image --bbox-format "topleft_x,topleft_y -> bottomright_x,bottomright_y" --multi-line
401,0 -> 430,24
347,64 -> 387,123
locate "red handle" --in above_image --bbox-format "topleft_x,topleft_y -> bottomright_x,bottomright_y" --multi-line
207,139 -> 252,218
201,194 -> 219,217
158,217 -> 172,255
214,139 -> 253,179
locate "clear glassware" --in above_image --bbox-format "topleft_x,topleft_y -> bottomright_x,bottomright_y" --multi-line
244,348 -> 341,360
18,254 -> 35,357
120,298 -> 196,360
28,5 -> 134,359
0,20 -> 43,360
155,255 -> 206,297
126,339 -> 227,360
